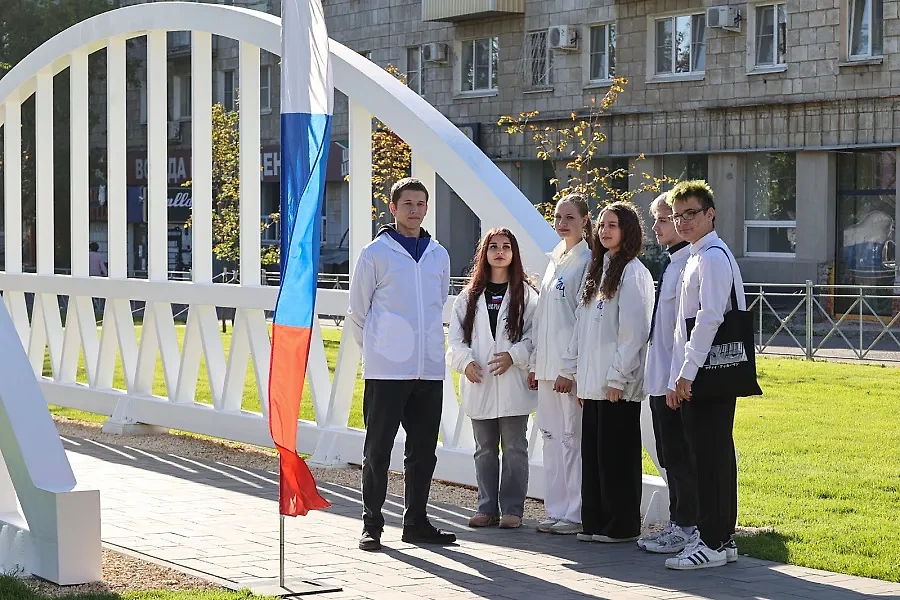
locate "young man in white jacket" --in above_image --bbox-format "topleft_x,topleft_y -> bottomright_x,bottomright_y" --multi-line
637,193 -> 697,554
665,180 -> 745,570
347,177 -> 455,552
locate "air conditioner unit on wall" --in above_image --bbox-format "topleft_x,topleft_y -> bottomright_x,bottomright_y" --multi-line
707,6 -> 742,32
422,42 -> 450,64
548,25 -> 578,51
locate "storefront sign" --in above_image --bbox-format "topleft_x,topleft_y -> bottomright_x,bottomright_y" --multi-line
127,147 -> 283,185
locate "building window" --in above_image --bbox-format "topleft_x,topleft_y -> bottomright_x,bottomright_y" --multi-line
179,75 -> 192,118
525,31 -> 552,88
744,152 -> 797,256
589,24 -> 616,81
461,37 -> 499,92
835,150 -> 896,316
260,65 -> 271,112
406,47 -> 423,94
754,3 -> 787,67
654,13 -> 706,76
849,0 -> 883,58
662,154 -> 708,191
223,70 -> 235,111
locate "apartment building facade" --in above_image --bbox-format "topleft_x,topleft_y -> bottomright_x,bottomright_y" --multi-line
95,0 -> 898,303
324,0 -> 898,299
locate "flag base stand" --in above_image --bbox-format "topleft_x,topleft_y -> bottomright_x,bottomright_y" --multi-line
246,578 -> 342,598
253,507 -> 342,597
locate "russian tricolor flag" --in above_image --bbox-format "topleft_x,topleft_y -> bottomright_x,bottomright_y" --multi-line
267,0 -> 331,517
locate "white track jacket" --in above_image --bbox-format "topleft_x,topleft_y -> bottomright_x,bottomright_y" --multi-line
529,239 -> 592,381
559,256 -> 655,401
447,285 -> 539,420
347,232 -> 451,380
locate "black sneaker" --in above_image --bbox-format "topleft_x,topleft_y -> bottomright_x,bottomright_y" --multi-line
359,529 -> 382,551
401,521 -> 457,545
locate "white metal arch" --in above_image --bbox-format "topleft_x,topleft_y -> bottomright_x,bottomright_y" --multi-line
0,2 -> 558,269
0,1 -> 669,535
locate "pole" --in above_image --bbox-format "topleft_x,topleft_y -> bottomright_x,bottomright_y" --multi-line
279,514 -> 285,589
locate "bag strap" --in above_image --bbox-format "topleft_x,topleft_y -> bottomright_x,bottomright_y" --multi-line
699,246 -> 738,312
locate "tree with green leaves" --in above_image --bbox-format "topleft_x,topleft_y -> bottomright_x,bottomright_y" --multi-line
498,77 -> 670,221
183,102 -> 279,271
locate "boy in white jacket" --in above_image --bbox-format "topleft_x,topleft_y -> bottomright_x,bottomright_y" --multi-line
347,177 -> 455,552
556,202 -> 654,543
528,195 -> 593,535
448,228 -> 538,530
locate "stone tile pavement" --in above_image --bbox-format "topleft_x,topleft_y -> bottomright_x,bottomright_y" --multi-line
62,436 -> 900,599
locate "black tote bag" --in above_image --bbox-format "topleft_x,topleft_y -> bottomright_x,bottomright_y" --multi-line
685,246 -> 763,399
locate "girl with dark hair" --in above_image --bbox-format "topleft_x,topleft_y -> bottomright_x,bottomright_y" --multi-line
448,228 -> 539,529
528,194 -> 592,535
556,201 -> 655,543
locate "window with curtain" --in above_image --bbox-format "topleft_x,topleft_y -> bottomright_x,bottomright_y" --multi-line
589,24 -> 616,81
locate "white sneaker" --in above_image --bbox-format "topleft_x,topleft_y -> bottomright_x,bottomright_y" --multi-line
645,527 -> 693,554
576,532 -> 594,542
536,519 -> 558,533
665,534 -> 727,570
724,539 -> 739,563
549,520 -> 582,535
637,521 -> 676,551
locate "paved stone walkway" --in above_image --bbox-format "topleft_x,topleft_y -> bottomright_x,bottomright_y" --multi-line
62,436 -> 900,600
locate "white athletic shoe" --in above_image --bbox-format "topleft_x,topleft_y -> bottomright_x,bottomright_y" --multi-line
637,522 -> 676,551
536,519 -> 558,533
548,520 -> 582,535
724,539 -> 739,563
665,533 -> 727,570
644,527 -> 693,554
576,532 -> 595,542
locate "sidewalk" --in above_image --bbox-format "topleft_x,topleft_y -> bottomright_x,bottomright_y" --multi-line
62,435 -> 900,599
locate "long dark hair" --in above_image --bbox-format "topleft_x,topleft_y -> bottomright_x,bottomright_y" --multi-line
462,228 -> 534,345
556,194 -> 593,250
581,202 -> 644,305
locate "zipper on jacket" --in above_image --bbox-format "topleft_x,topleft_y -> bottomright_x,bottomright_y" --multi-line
415,260 -> 425,379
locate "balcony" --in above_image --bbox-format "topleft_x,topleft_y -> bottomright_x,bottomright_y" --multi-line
422,0 -> 524,22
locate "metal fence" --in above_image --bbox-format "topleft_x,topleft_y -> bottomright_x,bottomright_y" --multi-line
746,282 -> 900,363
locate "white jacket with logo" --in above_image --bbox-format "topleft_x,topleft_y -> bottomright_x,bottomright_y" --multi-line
347,231 -> 451,380
559,256 -> 655,402
529,239 -> 592,381
447,285 -> 539,420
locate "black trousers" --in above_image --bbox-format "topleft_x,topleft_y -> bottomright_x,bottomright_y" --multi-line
650,395 -> 699,528
361,379 -> 443,534
581,399 -> 642,538
681,395 -> 737,550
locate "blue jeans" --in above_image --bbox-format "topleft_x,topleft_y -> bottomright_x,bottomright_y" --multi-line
471,415 -> 529,517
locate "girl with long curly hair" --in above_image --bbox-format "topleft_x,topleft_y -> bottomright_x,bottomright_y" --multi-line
529,194 -> 593,535
556,201 -> 655,543
447,228 -> 539,529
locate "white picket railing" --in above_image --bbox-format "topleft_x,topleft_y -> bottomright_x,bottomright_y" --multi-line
0,2 -> 667,514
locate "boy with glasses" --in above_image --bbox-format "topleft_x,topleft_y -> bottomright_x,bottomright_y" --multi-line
664,181 -> 743,570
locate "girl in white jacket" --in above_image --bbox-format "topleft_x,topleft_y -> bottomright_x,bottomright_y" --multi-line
556,201 -> 654,543
528,195 -> 593,535
448,228 -> 539,529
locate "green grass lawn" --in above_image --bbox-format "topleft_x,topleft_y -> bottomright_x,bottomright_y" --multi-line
0,577 -> 270,600
45,326 -> 900,582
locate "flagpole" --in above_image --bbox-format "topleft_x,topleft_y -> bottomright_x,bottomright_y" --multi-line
279,457 -> 285,589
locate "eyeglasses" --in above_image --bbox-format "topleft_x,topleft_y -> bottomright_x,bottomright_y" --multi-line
672,207 -> 708,224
